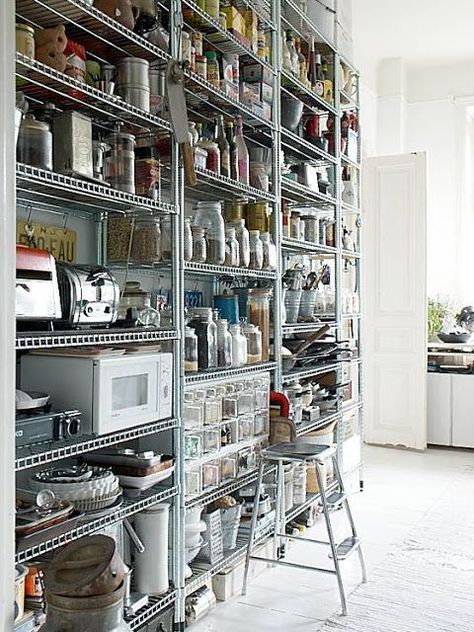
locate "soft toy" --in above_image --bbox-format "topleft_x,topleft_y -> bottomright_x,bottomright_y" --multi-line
34,24 -> 68,73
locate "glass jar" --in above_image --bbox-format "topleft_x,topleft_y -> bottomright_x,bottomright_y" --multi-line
199,139 -> 220,174
182,32 -> 192,67
185,326 -> 198,372
249,161 -> 269,192
302,215 -> 319,243
184,217 -> 193,262
191,225 -> 207,263
135,130 -> 160,200
224,226 -> 239,267
195,54 -> 207,80
188,307 -> 217,370
104,127 -> 136,193
260,232 -> 277,270
161,216 -> 172,262
17,115 -> 53,170
118,281 -> 151,320
216,318 -> 233,368
248,288 -> 270,362
228,219 -> 250,268
131,216 -> 161,264
242,323 -> 262,364
249,230 -> 263,270
229,323 -> 248,367
290,211 -> 301,240
16,24 -> 35,59
106,215 -> 133,263
193,201 -> 225,265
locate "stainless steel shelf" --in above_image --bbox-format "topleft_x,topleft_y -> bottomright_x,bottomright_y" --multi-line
185,261 -> 277,280
281,178 -> 336,208
341,154 -> 361,170
296,411 -> 340,437
192,166 -> 276,202
285,480 -> 338,524
340,90 -> 359,111
16,54 -> 171,133
185,362 -> 276,385
342,249 -> 361,259
182,0 -> 276,68
281,128 -> 338,166
282,237 -> 337,256
129,591 -> 177,631
16,418 -> 178,472
282,321 -> 336,336
15,0 -> 171,65
16,164 -> 177,216
341,202 -> 362,214
16,327 -> 178,351
16,485 -> 178,564
281,70 -> 337,115
282,362 -> 341,384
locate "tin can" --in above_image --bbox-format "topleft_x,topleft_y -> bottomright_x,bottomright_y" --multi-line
246,201 -> 270,232
53,110 -> 93,179
301,215 -> 319,243
224,198 -> 247,222
25,564 -> 44,598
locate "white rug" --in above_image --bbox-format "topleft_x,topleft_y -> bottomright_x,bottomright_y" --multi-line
320,466 -> 474,631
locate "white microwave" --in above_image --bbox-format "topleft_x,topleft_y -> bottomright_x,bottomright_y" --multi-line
21,352 -> 173,436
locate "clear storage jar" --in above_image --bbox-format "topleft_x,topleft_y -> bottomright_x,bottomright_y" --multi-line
249,230 -> 263,270
229,323 -> 248,367
17,115 -> 53,170
131,216 -> 161,264
216,319 -> 233,368
118,281 -> 151,320
228,219 -> 250,268
191,225 -> 207,263
224,226 -> 240,267
193,201 -> 225,265
248,288 -> 271,362
104,128 -> 136,193
260,231 -> 276,270
185,326 -> 198,373
184,390 -> 203,429
188,307 -> 217,370
204,388 -> 222,425
160,216 -> 172,262
242,323 -> 262,364
106,215 -> 133,263
184,217 -> 193,262
185,433 -> 202,459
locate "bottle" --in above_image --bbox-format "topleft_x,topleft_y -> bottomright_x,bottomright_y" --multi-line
257,21 -> 266,60
215,115 -> 230,177
224,226 -> 239,267
281,32 -> 292,74
294,36 -> 308,86
285,31 -> 299,77
313,50 -> 325,97
226,120 -> 239,180
322,61 -> 333,102
234,115 -> 249,185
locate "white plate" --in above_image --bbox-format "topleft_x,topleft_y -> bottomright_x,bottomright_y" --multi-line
117,464 -> 175,490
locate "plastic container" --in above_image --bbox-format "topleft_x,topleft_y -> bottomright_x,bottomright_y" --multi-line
221,455 -> 238,481
203,427 -> 221,454
202,460 -> 221,488
238,415 -> 254,441
204,388 -> 222,425
185,433 -> 203,459
221,503 -> 242,551
186,467 -> 202,496
184,390 -> 203,429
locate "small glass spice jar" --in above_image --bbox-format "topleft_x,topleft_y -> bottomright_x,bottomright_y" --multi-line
242,323 -> 262,364
249,229 -> 263,270
160,216 -> 172,262
228,219 -> 250,268
260,231 -> 276,270
191,225 -> 207,263
224,226 -> 239,267
185,326 -> 198,372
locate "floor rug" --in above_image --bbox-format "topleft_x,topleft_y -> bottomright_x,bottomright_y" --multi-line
319,466 -> 474,631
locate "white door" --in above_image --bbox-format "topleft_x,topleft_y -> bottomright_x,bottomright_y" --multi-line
362,153 -> 427,449
452,374 -> 474,448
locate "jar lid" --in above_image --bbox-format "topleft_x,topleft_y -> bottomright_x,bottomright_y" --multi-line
16,23 -> 34,35
21,114 -> 50,133
195,200 -> 222,209
118,57 -> 150,67
185,326 -> 196,335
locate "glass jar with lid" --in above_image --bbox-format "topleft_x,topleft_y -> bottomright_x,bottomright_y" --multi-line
161,216 -> 172,262
248,288 -> 271,362
17,114 -> 53,170
224,226 -> 239,267
260,232 -> 277,270
104,126 -> 136,193
16,24 -> 35,59
106,215 -> 133,263
198,139 -> 220,174
216,318 -> 233,368
131,216 -> 161,264
229,323 -> 248,367
188,307 -> 217,370
193,201 -> 225,265
242,323 -> 262,364
118,281 -> 151,320
185,326 -> 198,372
228,219 -> 250,268
191,225 -> 207,263
135,129 -> 160,200
184,217 -> 193,262
249,230 -> 263,270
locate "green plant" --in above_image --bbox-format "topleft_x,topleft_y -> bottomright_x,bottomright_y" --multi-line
427,297 -> 453,339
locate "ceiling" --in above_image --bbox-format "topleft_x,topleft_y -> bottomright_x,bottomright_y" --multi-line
352,0 -> 474,88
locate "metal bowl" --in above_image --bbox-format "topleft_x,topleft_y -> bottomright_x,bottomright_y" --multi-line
281,93 -> 304,131
438,332 -> 472,343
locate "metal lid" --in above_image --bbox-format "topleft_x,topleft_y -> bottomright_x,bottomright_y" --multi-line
16,23 -> 34,35
20,114 -> 51,133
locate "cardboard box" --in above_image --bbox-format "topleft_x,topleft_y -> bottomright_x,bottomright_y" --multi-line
242,63 -> 274,86
221,80 -> 239,101
221,6 -> 248,46
244,9 -> 258,53
262,102 -> 272,122
239,81 -> 260,106
260,82 -> 273,104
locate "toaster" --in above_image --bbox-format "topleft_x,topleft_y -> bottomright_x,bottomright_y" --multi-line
16,246 -> 62,321
56,262 -> 120,327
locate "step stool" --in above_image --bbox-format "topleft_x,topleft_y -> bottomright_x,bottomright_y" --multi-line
242,442 -> 367,616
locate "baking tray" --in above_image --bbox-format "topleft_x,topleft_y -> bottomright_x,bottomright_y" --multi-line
16,510 -> 83,552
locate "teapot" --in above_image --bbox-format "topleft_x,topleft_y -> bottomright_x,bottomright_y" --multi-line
94,0 -> 139,30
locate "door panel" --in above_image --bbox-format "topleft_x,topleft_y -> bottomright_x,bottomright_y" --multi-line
427,373 -> 451,446
452,374 -> 474,448
363,153 -> 427,449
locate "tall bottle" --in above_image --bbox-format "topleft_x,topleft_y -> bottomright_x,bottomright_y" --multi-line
294,36 -> 308,86
226,120 -> 239,180
234,115 -> 249,185
281,32 -> 292,74
322,61 -> 333,102
308,37 -> 324,97
285,30 -> 299,76
215,115 -> 231,178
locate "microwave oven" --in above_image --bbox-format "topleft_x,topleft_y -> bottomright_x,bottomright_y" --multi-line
21,352 -> 173,436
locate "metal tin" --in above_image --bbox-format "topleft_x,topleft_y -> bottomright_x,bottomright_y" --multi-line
17,115 -> 53,170
53,111 -> 93,179
117,57 -> 150,87
301,215 -> 319,243
246,200 -> 270,232
149,67 -> 165,116
224,198 -> 247,222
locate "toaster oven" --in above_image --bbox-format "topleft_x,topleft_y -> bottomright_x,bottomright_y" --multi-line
16,245 -> 62,321
21,352 -> 173,435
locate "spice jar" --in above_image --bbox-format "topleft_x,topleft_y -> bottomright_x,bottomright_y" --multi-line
184,217 -> 193,262
249,229 -> 263,270
242,323 -> 262,364
16,24 -> 35,59
205,51 -> 220,88
228,219 -> 250,268
216,318 -> 233,368
188,307 -> 217,370
260,231 -> 276,270
191,225 -> 207,263
135,130 -> 160,200
131,216 -> 162,264
224,226 -> 239,267
17,115 -> 53,170
290,211 -> 301,240
229,323 -> 248,367
185,326 -> 198,372
106,215 -> 133,263
248,288 -> 271,362
104,127 -> 136,193
161,216 -> 172,262
193,201 -> 225,265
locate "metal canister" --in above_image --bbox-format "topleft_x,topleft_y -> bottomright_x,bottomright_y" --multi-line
149,66 -> 166,117
224,198 -> 247,222
53,110 -> 93,179
246,201 -> 270,232
104,127 -> 136,193
301,215 -> 319,243
16,24 -> 35,59
117,57 -> 150,112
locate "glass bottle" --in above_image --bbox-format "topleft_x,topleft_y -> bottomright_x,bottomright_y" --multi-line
216,318 -> 233,368
286,30 -> 299,76
215,115 -> 230,178
313,49 -> 325,97
249,229 -> 263,270
257,21 -> 266,60
199,138 -> 220,174
248,288 -> 271,362
322,61 -> 333,102
184,216 -> 193,261
229,218 -> 250,268
260,231 -> 276,270
234,115 -> 249,185
191,224 -> 207,263
184,326 -> 198,372
160,216 -> 171,262
224,226 -> 239,267
135,130 -> 160,200
242,323 -> 262,364
226,120 -> 239,180
188,307 -> 217,370
281,32 -> 293,74
295,36 -> 308,86
188,121 -> 199,146
229,323 -> 248,367
193,200 -> 225,264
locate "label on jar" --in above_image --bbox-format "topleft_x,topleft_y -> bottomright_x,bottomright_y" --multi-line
206,0 -> 219,19
135,158 -> 160,199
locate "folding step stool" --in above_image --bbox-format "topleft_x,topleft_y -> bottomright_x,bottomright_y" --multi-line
242,442 -> 367,615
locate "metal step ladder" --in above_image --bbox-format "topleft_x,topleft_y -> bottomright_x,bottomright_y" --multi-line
242,443 -> 367,616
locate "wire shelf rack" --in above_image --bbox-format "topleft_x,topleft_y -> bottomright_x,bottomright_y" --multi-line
185,261 -> 277,279
282,321 -> 337,336
281,178 -> 337,208
129,591 -> 177,631
282,361 -> 341,384
282,237 -> 337,256
185,362 -> 276,386
280,70 -> 337,115
192,166 -> 276,202
281,128 -> 337,166
296,411 -> 340,437
16,418 -> 179,471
